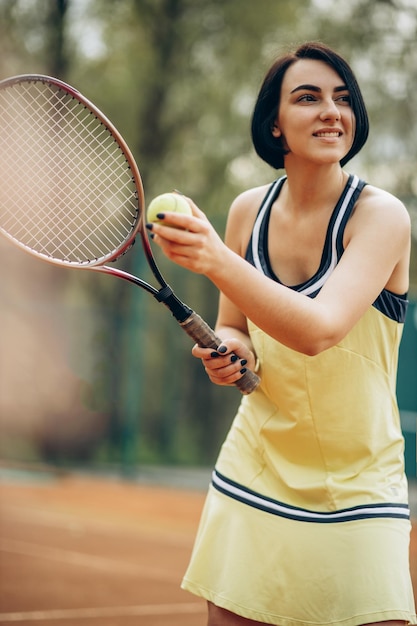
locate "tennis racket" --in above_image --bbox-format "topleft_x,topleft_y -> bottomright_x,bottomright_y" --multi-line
0,74 -> 260,394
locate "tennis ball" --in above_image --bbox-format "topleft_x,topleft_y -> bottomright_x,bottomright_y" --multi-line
147,192 -> 192,225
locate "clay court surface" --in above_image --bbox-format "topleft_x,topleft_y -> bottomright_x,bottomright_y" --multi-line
0,468 -> 208,625
0,468 -> 416,626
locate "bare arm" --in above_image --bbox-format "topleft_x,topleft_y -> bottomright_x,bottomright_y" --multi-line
149,186 -> 410,356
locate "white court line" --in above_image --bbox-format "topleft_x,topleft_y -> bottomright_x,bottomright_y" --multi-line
0,603 -> 206,622
0,538 -> 178,584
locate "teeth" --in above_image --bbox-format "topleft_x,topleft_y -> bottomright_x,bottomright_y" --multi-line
316,132 -> 340,137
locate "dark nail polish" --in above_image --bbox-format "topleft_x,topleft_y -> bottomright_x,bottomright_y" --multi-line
145,223 -> 153,230
240,367 -> 247,375
211,351 -> 219,358
240,359 -> 247,366
230,355 -> 239,362
156,212 -> 165,219
218,345 -> 227,354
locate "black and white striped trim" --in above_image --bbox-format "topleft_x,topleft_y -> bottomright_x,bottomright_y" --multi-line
250,175 -> 362,297
250,178 -> 282,275
373,289 -> 408,324
247,174 -> 407,323
212,470 -> 410,523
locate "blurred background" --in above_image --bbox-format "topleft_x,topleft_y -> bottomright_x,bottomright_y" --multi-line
0,0 -> 416,479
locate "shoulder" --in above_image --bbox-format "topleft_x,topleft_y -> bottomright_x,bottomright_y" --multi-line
347,183 -> 410,243
358,184 -> 409,223
225,183 -> 272,255
229,183 -> 272,216
341,182 -> 411,295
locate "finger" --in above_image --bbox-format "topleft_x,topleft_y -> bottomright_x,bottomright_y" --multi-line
214,340 -> 257,372
147,211 -> 204,234
171,193 -> 208,221
191,344 -> 214,359
205,364 -> 249,387
147,227 -> 197,261
185,198 -> 208,220
202,350 -> 248,376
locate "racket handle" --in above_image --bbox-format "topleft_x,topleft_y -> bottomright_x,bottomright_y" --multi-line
180,311 -> 260,395
154,286 -> 260,394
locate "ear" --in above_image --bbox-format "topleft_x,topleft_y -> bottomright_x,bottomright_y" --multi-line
271,124 -> 281,138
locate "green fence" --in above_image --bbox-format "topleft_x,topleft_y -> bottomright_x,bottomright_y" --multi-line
398,299 -> 417,479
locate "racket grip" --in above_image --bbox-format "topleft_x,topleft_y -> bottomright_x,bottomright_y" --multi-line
180,311 -> 260,395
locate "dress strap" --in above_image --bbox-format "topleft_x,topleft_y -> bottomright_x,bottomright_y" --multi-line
245,176 -> 286,275
245,174 -> 368,297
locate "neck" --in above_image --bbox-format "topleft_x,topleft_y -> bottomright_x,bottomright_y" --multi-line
282,162 -> 348,215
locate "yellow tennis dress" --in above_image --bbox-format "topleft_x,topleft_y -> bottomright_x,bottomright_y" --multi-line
181,175 -> 417,625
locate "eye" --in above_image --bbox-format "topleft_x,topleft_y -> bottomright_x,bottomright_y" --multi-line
297,93 -> 317,103
335,94 -> 351,105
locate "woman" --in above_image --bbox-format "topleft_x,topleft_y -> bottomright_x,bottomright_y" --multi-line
147,42 -> 416,626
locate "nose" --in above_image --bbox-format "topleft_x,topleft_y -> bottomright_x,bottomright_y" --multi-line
320,98 -> 340,122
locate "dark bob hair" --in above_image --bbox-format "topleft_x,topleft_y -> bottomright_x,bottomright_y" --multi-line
251,42 -> 369,169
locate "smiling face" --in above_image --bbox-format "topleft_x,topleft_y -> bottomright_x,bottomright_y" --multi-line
273,59 -> 355,167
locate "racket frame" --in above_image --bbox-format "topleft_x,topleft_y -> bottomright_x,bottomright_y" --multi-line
0,74 -> 260,394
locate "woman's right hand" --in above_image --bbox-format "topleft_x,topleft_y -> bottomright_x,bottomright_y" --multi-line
192,338 -> 257,387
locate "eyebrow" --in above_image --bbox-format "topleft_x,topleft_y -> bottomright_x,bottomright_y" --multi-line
290,84 -> 349,94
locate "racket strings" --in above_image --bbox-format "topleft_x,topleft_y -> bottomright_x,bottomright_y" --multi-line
0,79 -> 139,264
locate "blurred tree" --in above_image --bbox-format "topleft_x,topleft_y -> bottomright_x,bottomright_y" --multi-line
0,0 -> 69,78
0,0 -> 415,468
45,0 -> 69,77
61,0 -> 313,468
